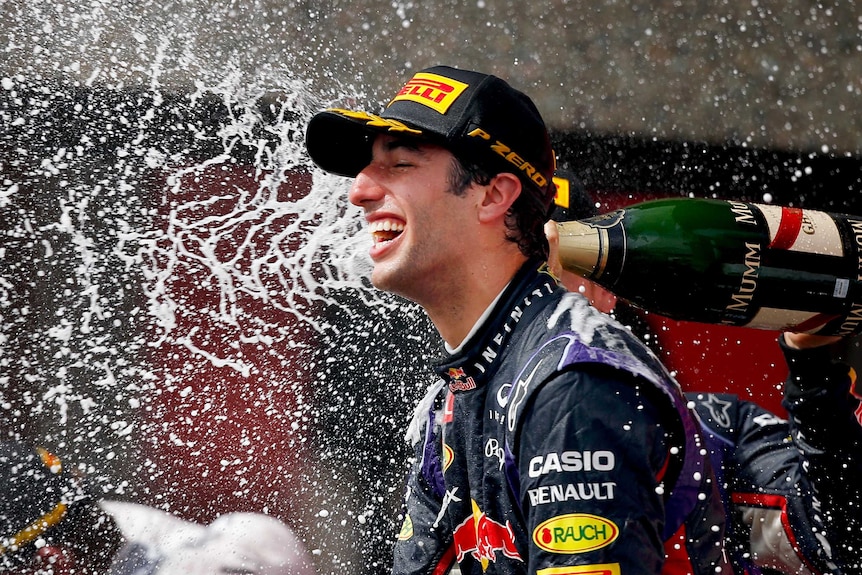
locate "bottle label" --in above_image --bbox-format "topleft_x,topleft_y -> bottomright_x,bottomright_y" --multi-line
835,278 -> 850,298
754,204 -> 844,257
736,203 -> 862,334
721,240 -> 763,325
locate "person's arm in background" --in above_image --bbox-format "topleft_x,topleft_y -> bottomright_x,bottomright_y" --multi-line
780,332 -> 862,571
692,384 -> 842,575
781,331 -> 860,460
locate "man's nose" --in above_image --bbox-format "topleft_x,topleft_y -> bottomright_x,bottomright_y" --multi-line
348,169 -> 384,207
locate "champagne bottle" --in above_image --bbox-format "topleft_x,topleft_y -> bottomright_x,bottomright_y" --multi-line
556,197 -> 862,335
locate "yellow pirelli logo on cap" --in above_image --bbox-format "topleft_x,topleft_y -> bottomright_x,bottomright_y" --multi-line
389,72 -> 469,114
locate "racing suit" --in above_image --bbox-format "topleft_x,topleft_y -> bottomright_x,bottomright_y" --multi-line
687,335 -> 862,575
393,259 -> 729,575
781,340 -> 862,574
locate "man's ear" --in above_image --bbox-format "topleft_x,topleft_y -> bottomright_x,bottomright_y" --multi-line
477,173 -> 522,223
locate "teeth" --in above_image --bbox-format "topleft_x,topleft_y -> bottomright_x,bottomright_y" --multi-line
369,220 -> 404,234
369,219 -> 404,244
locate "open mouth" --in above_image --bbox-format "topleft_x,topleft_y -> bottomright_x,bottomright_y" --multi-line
369,219 -> 404,244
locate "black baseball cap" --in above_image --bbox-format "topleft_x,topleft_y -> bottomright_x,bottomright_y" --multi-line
0,442 -> 87,560
305,65 -> 557,211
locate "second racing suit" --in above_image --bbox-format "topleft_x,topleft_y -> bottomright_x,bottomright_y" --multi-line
688,339 -> 862,575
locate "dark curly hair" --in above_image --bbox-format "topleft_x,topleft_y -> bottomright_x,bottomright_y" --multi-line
447,156 -> 550,261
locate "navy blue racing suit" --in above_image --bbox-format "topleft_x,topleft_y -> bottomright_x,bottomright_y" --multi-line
393,260 -> 729,575
781,339 -> 862,574
688,339 -> 861,575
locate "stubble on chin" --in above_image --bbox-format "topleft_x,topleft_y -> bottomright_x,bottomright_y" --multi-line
371,263 -> 421,305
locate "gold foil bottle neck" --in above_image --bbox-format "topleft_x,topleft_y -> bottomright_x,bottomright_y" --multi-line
555,220 -> 607,279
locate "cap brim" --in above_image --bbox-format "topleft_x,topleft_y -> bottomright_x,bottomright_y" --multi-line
305,110 -> 377,178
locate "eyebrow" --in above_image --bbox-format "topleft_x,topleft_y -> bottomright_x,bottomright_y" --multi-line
382,137 -> 425,154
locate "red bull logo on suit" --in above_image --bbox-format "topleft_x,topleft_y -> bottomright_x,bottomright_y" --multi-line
453,500 -> 523,568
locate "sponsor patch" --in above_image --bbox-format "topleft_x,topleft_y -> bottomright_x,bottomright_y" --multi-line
537,563 -> 621,575
443,443 -> 454,472
453,500 -> 523,568
698,394 -> 732,429
527,482 -> 617,506
532,513 -> 619,554
528,450 -> 615,477
448,366 -> 477,392
397,514 -> 414,541
389,72 -> 469,114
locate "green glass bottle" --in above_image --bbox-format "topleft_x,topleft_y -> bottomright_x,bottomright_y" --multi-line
556,198 -> 862,335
